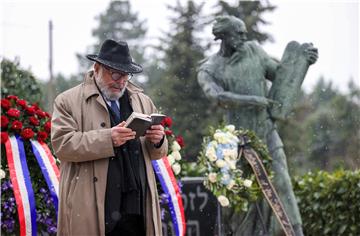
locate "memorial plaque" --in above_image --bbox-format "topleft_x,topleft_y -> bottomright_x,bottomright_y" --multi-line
162,177 -> 221,236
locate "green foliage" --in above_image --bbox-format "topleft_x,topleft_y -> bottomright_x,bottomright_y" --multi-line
278,78 -> 360,173
147,0 -> 223,159
1,58 -> 43,105
293,169 -> 360,235
215,0 -> 276,43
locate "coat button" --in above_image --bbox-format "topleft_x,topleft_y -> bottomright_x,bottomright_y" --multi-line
93,177 -> 98,182
100,122 -> 106,127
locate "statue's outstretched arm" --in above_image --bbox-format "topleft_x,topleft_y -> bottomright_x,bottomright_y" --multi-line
198,70 -> 275,108
217,91 -> 275,107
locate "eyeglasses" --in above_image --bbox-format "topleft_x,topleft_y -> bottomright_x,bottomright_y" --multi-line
102,65 -> 133,81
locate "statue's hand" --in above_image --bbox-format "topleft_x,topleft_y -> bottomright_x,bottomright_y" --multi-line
304,43 -> 318,65
266,98 -> 279,106
218,92 -> 275,108
252,97 -> 279,107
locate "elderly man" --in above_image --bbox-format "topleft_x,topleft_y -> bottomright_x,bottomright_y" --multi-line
51,39 -> 167,236
198,16 -> 318,236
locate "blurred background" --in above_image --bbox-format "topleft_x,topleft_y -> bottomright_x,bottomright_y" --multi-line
1,0 -> 359,174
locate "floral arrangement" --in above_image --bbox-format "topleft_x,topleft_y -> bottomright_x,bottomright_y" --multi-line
158,116 -> 186,222
161,116 -> 185,177
1,95 -> 57,235
198,124 -> 273,213
1,95 -> 51,143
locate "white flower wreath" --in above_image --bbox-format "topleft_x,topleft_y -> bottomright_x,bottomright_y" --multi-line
198,124 -> 273,213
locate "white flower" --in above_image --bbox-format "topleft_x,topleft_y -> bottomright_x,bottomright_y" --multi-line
208,173 -> 217,183
172,163 -> 181,175
225,132 -> 239,143
206,147 -> 217,162
218,137 -> 228,144
167,154 -> 175,165
0,169 -> 5,179
229,161 -> 236,170
209,140 -> 218,148
225,125 -> 235,132
226,180 -> 236,190
217,131 -> 239,144
244,179 -> 253,188
215,159 -> 226,168
214,132 -> 228,144
224,156 -> 236,170
171,141 -> 181,152
217,195 -> 230,207
172,151 -> 182,161
223,149 -> 238,160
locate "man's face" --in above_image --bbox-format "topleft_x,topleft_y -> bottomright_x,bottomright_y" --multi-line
224,24 -> 247,50
95,63 -> 129,100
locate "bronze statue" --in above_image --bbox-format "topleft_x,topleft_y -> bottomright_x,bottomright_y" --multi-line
198,16 -> 318,236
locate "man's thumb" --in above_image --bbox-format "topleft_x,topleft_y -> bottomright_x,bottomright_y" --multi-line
116,121 -> 126,127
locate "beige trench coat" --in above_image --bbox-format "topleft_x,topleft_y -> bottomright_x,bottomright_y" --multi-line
51,71 -> 167,236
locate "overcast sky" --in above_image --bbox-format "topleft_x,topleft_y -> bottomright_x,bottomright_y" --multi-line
1,0 -> 359,92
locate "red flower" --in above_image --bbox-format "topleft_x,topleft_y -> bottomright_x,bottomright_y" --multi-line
1,132 -> 9,144
7,108 -> 20,118
16,99 -> 27,108
6,95 -> 18,101
25,106 -> 36,115
32,103 -> 40,111
1,115 -> 9,128
11,120 -> 23,130
1,99 -> 11,110
161,117 -> 173,128
21,128 -> 34,140
29,116 -> 40,126
36,110 -> 46,119
44,121 -> 51,133
165,129 -> 173,136
44,112 -> 51,118
37,131 -> 48,142
176,135 -> 185,148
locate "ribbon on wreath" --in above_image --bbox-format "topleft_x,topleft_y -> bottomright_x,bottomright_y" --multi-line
30,140 -> 60,215
152,157 -> 186,236
238,136 -> 295,236
5,135 -> 37,236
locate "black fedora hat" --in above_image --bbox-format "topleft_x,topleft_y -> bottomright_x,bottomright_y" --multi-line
86,39 -> 143,74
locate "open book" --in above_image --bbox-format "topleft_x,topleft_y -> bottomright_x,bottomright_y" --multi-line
125,112 -> 166,139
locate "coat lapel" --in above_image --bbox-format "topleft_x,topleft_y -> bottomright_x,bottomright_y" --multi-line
127,82 -> 145,113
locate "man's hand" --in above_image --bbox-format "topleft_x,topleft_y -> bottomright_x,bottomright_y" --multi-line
111,121 -> 136,147
304,43 -> 318,65
145,124 -> 165,145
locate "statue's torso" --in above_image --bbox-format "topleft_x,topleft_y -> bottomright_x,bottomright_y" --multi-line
223,51 -> 267,97
208,43 -> 271,137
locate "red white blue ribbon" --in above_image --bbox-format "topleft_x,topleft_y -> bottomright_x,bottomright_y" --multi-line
30,140 -> 60,214
5,135 -> 37,236
152,157 -> 186,236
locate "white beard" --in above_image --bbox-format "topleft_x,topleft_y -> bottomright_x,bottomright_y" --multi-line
95,70 -> 127,101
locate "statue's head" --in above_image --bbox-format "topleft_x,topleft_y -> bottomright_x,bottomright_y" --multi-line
212,16 -> 247,50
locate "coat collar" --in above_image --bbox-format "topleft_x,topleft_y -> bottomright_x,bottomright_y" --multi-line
83,70 -> 144,101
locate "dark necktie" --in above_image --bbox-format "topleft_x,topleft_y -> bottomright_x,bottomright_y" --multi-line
110,100 -> 121,123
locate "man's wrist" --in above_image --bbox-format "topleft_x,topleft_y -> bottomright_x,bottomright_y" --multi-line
154,135 -> 165,148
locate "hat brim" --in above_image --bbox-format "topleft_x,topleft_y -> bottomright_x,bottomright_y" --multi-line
86,54 -> 143,74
